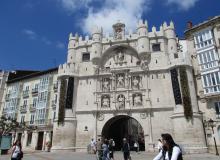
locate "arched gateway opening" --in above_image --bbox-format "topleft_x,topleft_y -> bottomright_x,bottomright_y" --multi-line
102,115 -> 145,151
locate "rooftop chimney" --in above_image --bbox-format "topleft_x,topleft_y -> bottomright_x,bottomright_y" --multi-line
187,21 -> 193,29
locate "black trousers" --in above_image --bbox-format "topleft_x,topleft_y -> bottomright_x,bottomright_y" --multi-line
123,152 -> 130,160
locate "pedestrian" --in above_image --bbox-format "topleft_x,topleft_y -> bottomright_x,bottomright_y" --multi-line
153,133 -> 183,160
11,140 -> 23,160
102,139 -> 109,160
97,138 -> 103,160
122,138 -> 130,160
157,139 -> 163,152
90,138 -> 96,154
109,139 -> 114,160
134,141 -> 139,153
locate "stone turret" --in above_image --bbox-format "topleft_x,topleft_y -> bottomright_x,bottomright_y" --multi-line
164,21 -> 177,62
67,33 -> 78,63
137,20 -> 150,61
91,26 -> 103,65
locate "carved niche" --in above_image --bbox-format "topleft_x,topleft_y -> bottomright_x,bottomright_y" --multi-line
113,47 -> 127,66
102,77 -> 110,91
133,93 -> 142,106
117,94 -> 125,109
101,95 -> 110,108
116,73 -> 125,88
132,76 -> 140,89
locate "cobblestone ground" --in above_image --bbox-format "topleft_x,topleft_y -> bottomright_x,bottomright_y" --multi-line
1,151 -> 219,160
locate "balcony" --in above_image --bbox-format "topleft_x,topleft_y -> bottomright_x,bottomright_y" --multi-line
53,83 -> 58,92
5,94 -> 10,101
35,119 -> 53,127
23,90 -> 29,98
29,104 -> 36,112
20,105 -> 27,113
52,100 -> 57,109
31,88 -> 38,96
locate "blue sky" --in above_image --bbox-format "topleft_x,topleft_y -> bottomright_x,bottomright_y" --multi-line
0,0 -> 219,71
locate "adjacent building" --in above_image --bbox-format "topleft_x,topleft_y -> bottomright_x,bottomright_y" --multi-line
0,68 -> 58,151
185,16 -> 220,153
0,70 -> 9,111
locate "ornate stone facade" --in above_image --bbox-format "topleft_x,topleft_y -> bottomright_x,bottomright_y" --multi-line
52,20 -> 207,153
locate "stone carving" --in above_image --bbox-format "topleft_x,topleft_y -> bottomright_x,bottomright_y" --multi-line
102,78 -> 110,91
117,74 -> 125,88
133,93 -> 142,106
140,113 -> 147,119
132,76 -> 140,89
117,94 -> 125,109
101,95 -> 110,108
97,113 -> 104,121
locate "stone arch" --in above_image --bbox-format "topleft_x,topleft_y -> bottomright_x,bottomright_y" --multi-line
101,115 -> 145,151
100,44 -> 140,67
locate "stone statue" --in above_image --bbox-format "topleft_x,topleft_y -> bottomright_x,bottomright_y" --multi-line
133,94 -> 142,106
132,76 -> 140,89
103,78 -> 110,91
117,74 -> 125,87
102,95 -> 110,108
117,94 -> 125,109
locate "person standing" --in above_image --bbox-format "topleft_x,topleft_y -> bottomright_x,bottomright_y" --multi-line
134,141 -> 139,153
109,139 -> 114,160
11,140 -> 23,160
97,138 -> 103,160
122,138 -> 130,160
90,138 -> 96,154
157,139 -> 163,152
153,134 -> 183,160
102,139 -> 109,160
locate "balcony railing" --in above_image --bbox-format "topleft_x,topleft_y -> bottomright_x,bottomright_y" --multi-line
31,88 -> 38,95
5,94 -> 10,101
35,119 -> 54,126
29,104 -> 36,112
53,83 -> 58,92
20,105 -> 27,113
23,90 -> 29,98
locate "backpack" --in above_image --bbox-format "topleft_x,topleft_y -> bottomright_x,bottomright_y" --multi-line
17,150 -> 23,159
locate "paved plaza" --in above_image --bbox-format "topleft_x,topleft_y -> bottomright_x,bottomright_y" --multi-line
1,151 -> 219,160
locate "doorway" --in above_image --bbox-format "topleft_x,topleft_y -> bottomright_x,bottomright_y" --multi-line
102,115 -> 145,151
36,132 -> 44,150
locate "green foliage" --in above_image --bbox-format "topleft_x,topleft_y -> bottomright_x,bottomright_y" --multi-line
179,67 -> 193,120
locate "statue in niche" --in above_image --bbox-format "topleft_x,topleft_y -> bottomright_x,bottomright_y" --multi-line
102,78 -> 110,91
117,50 -> 124,62
117,74 -> 125,88
102,95 -> 110,108
133,93 -> 142,106
117,94 -> 125,109
132,76 -> 140,89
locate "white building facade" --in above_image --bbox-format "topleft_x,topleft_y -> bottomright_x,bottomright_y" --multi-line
51,20 -> 207,153
185,16 -> 220,153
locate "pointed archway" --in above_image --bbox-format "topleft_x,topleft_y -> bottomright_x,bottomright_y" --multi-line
101,115 -> 145,151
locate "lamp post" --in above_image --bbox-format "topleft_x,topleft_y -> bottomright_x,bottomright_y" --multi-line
207,118 -> 219,156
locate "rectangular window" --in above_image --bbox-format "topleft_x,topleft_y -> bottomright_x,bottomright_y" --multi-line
152,43 -> 161,52
82,52 -> 90,62
215,102 -> 220,119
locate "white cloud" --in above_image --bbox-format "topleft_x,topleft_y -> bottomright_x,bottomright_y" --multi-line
22,29 -> 37,40
42,37 -> 52,45
58,0 -> 92,13
82,0 -> 151,34
56,42 -> 65,49
166,0 -> 199,11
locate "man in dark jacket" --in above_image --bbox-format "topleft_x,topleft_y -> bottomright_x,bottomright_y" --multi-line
122,138 -> 130,160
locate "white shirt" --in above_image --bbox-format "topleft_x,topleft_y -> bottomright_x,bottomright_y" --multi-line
153,146 -> 181,160
11,145 -> 21,158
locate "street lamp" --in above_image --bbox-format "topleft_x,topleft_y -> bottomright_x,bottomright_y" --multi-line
206,118 -> 219,156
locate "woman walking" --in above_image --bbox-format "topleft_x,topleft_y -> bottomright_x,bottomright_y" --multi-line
153,133 -> 183,160
11,140 -> 23,160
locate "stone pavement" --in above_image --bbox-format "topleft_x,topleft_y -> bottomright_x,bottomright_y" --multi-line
1,151 -> 219,160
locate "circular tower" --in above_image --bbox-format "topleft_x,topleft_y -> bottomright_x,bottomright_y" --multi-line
91,26 -> 103,65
